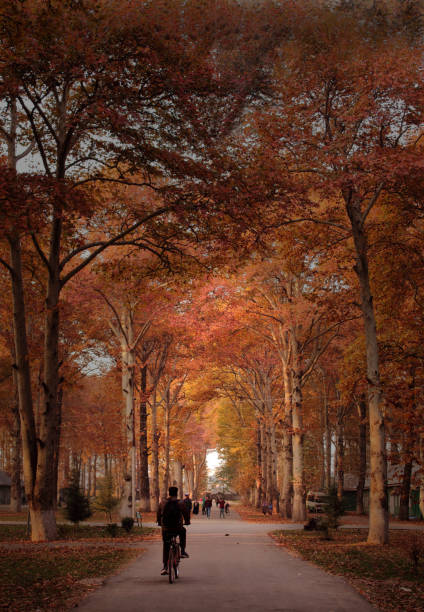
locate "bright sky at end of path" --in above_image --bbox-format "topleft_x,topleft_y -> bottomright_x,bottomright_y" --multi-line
206,449 -> 221,473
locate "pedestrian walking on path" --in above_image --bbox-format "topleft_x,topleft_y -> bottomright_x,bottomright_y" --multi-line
219,498 -> 225,518
204,496 -> 212,518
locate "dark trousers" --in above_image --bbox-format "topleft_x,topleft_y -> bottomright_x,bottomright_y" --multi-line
162,527 -> 186,565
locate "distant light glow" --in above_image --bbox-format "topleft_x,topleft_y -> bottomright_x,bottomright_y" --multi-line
206,449 -> 222,474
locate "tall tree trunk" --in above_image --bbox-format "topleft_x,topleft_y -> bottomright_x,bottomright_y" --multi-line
281,367 -> 293,518
150,389 -> 160,511
266,427 -> 272,505
356,397 -> 367,514
291,366 -> 306,522
10,378 -> 22,512
139,365 -> 150,511
336,417 -> 344,501
399,459 -> 412,521
92,455 -> 97,497
346,196 -> 388,544
260,421 -> 266,504
87,457 -> 92,498
118,310 -> 136,519
325,416 -> 332,490
270,418 -> 279,512
173,460 -> 183,501
420,436 -> 424,520
255,418 -> 262,508
161,388 -> 171,498
31,206 -> 63,541
186,470 -> 194,496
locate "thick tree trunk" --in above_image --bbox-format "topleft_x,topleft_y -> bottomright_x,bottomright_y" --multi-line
139,365 -> 150,511
266,428 -> 272,505
356,397 -> 367,514
420,436 -> 424,520
10,371 -> 22,512
336,419 -> 344,501
399,458 -> 412,521
270,419 -> 279,512
326,420 -> 332,490
150,390 -> 160,511
346,196 -> 388,544
291,367 -> 306,522
87,457 -> 92,498
255,418 -> 262,508
161,389 -> 171,499
118,311 -> 136,519
173,460 -> 183,501
260,422 -> 266,504
92,455 -> 97,497
281,367 -> 293,518
32,208 -> 64,541
7,232 -> 38,531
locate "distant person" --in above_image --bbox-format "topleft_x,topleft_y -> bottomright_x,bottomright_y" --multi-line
219,498 -> 225,518
205,496 -> 213,518
193,500 -> 199,515
225,502 -> 230,514
183,493 -> 192,518
157,486 -> 190,575
262,501 -> 268,515
268,502 -> 273,515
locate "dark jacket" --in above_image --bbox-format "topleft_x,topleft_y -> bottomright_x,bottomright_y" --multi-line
157,496 -> 190,530
183,496 -> 192,511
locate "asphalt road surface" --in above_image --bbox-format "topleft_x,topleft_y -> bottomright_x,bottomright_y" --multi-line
77,505 -> 375,612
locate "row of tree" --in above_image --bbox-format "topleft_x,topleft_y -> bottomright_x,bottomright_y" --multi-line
1,0 -> 424,546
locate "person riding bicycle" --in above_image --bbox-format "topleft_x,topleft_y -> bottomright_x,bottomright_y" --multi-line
157,486 -> 190,575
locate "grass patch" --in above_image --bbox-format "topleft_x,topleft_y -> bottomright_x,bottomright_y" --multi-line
0,544 -> 141,611
272,528 -> 424,612
0,523 -> 157,542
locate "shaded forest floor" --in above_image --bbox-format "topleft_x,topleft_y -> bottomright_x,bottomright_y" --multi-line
271,528 -> 424,612
0,544 -> 143,611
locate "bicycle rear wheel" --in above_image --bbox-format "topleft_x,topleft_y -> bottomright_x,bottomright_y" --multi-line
168,548 -> 175,583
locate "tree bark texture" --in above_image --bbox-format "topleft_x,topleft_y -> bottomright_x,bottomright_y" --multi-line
356,398 -> 367,514
280,367 -> 293,518
118,310 -> 136,519
161,387 -> 171,499
291,366 -> 306,522
346,196 -> 388,544
399,459 -> 412,521
255,419 -> 262,508
336,418 -> 344,501
150,390 -> 160,511
139,365 -> 150,511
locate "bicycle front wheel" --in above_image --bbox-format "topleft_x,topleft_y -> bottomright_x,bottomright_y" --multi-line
168,549 -> 175,584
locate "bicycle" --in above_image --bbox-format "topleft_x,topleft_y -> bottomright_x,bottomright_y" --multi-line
167,534 -> 180,583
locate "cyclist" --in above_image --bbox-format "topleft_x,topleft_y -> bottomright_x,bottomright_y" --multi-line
157,486 -> 190,575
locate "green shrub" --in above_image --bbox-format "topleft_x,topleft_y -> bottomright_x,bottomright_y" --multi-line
121,517 -> 134,533
94,473 -> 119,522
105,523 -> 118,537
64,470 -> 92,525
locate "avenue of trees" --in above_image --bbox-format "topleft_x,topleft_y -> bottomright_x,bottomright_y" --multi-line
1,0 -> 424,546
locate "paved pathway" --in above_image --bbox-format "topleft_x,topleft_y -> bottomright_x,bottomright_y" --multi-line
77,505 -> 376,612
